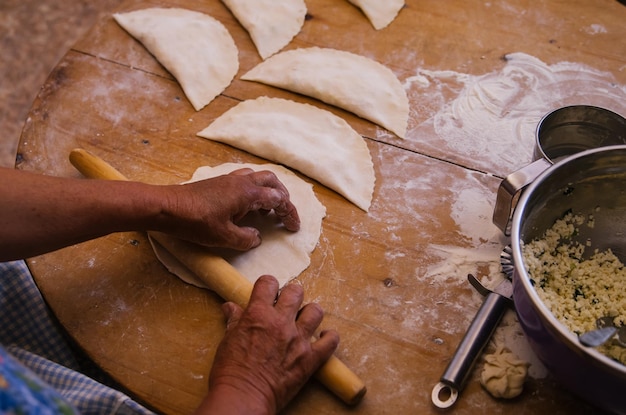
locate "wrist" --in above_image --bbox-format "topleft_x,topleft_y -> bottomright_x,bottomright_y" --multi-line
195,382 -> 274,415
105,181 -> 174,234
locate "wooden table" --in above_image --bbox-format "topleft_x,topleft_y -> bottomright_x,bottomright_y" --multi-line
16,0 -> 626,413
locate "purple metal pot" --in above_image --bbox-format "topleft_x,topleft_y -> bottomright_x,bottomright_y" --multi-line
510,145 -> 626,414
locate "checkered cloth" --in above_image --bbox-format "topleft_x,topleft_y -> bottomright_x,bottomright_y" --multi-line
0,260 -> 156,415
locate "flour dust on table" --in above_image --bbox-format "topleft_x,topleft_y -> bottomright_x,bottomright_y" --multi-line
403,52 -> 626,176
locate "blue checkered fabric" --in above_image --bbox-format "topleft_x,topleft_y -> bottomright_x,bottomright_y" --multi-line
0,260 -> 156,415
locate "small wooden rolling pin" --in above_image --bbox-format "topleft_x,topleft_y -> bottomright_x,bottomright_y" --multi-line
68,148 -> 367,406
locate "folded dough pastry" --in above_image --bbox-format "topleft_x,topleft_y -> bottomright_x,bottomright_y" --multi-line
113,7 -> 238,111
151,163 -> 326,287
241,47 -> 409,138
221,0 -> 306,59
197,97 -> 376,211
480,348 -> 529,399
347,0 -> 405,30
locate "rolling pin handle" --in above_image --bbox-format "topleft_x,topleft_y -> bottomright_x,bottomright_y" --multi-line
69,148 -> 129,181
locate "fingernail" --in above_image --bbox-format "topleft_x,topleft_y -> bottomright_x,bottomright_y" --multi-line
252,231 -> 262,248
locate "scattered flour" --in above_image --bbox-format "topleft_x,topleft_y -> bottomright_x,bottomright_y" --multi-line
422,171 -> 504,284
403,52 -> 626,176
583,24 -> 608,35
397,52 -> 626,379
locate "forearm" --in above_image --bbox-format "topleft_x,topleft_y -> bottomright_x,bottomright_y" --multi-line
0,167 -> 166,261
0,166 -> 302,261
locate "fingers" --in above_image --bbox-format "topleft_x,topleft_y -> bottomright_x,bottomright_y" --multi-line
295,303 -> 324,337
274,282 -> 328,344
251,275 -> 281,304
294,302 -> 338,363
272,200 -> 300,232
253,277 -> 323,328
251,276 -> 306,314
251,276 -> 334,353
312,329 -> 340,362
221,301 -> 243,331
274,282 -> 304,315
224,222 -> 262,251
246,170 -> 301,232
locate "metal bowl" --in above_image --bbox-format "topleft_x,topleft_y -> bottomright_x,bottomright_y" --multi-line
510,145 -> 626,414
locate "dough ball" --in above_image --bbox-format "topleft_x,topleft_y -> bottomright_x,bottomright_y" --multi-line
480,347 -> 529,399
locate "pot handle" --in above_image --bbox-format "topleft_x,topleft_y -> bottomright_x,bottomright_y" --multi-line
492,158 -> 551,235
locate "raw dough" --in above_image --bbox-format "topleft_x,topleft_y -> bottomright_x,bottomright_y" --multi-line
197,96 -> 376,211
150,163 -> 326,287
480,347 -> 529,399
113,8 -> 238,111
347,0 -> 405,30
221,0 -> 306,59
241,47 -> 409,138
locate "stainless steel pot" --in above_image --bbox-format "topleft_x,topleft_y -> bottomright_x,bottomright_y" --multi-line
510,145 -> 626,414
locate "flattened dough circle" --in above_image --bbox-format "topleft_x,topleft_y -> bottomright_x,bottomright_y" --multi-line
150,163 -> 326,288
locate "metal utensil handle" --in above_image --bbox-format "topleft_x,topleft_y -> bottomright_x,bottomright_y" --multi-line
431,292 -> 510,408
492,158 -> 551,235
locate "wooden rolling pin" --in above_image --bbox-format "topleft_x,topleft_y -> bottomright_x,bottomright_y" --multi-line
68,148 -> 367,406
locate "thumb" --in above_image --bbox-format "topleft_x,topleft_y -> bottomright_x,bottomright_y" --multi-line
221,301 -> 243,331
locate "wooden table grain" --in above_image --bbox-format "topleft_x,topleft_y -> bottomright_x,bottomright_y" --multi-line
16,0 -> 626,413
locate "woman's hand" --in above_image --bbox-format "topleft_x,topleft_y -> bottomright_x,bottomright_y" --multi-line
195,275 -> 339,414
158,169 -> 300,250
